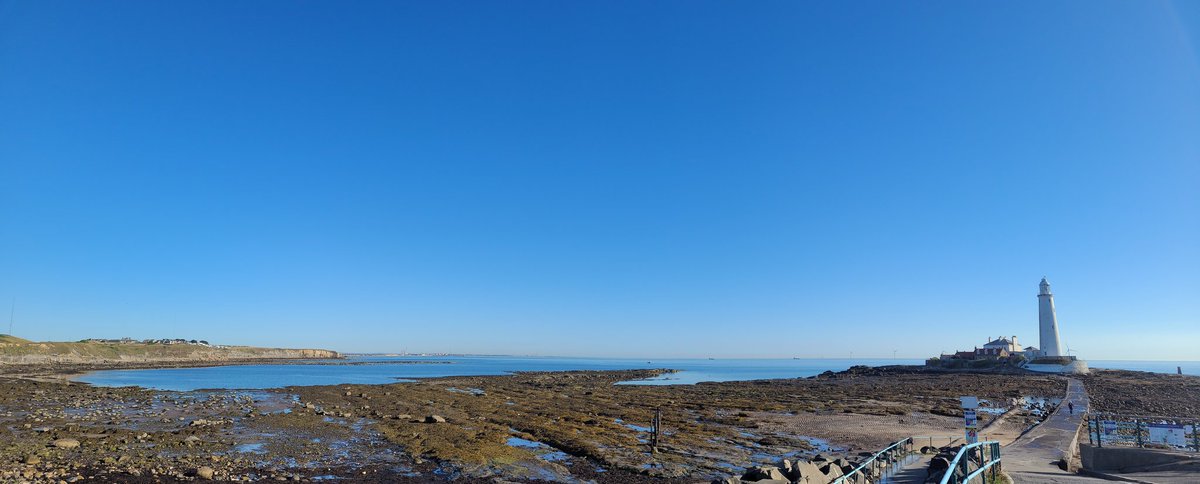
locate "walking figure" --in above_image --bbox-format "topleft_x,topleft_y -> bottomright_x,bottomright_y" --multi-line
1068,402 -> 1074,415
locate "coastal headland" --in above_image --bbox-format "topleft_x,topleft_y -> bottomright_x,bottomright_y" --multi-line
0,335 -> 340,378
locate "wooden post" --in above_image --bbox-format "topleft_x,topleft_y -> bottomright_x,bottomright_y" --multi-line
650,407 -> 661,454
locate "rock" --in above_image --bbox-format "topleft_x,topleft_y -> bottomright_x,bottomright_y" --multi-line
196,466 -> 215,479
821,462 -> 845,480
743,480 -> 788,484
929,456 -> 951,474
711,477 -> 741,484
424,415 -> 447,423
52,439 -> 80,449
741,466 -> 786,482
787,460 -> 824,481
183,436 -> 201,445
22,455 -> 41,465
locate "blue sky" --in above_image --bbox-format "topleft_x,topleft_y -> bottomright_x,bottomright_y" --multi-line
1,1 -> 1197,359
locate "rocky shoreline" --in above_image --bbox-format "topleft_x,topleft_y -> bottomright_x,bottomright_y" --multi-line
0,363 -> 1085,483
0,362 -> 1192,483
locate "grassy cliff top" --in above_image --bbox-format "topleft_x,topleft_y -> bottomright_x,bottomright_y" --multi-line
0,335 -> 33,344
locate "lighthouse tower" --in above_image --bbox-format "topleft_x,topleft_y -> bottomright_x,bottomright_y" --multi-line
1037,277 -> 1063,357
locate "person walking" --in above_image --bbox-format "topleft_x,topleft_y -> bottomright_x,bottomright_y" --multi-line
1068,401 -> 1074,415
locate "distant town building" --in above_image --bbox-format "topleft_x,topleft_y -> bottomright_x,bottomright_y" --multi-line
80,338 -> 213,347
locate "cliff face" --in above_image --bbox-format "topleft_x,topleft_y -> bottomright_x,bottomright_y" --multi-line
0,340 -> 340,365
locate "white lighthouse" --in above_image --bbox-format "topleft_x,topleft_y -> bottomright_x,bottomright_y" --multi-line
1037,277 -> 1063,357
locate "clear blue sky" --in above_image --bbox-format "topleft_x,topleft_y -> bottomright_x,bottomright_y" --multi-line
2,1 -> 1197,360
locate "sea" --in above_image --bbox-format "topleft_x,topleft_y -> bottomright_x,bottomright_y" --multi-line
72,356 -> 1200,391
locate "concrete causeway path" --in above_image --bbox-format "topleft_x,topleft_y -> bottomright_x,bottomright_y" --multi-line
1003,378 -> 1108,484
888,454 -> 932,484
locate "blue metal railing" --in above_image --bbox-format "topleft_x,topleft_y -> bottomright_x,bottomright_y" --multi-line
830,437 -> 915,484
937,440 -> 1001,484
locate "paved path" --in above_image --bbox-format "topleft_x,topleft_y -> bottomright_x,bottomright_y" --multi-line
1004,378 -> 1108,484
889,454 -> 931,484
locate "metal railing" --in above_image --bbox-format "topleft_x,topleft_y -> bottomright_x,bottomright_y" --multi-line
937,440 -> 1001,484
831,437 -> 916,484
1087,413 -> 1200,452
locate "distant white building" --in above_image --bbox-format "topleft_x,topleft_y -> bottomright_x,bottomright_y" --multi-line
979,336 -> 1021,357
1025,277 -> 1088,374
1036,277 -> 1063,357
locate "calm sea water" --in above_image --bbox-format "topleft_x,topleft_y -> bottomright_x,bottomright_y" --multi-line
75,356 -> 919,391
73,356 -> 1200,391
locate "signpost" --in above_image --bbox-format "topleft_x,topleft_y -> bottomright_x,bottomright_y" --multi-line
961,396 -> 979,444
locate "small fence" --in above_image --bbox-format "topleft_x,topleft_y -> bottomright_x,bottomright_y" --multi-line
937,440 -> 1002,484
830,437 -> 916,484
1086,413 -> 1200,452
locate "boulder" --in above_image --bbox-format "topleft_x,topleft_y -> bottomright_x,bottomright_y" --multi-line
711,477 -> 741,484
52,439 -> 80,449
821,462 -> 845,480
741,466 -> 787,482
787,461 -> 825,481
196,467 -> 215,480
424,415 -> 447,423
928,456 -> 951,475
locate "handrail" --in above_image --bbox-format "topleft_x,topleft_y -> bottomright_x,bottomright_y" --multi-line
830,437 -> 913,484
937,440 -> 1001,484
961,458 -> 1002,482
